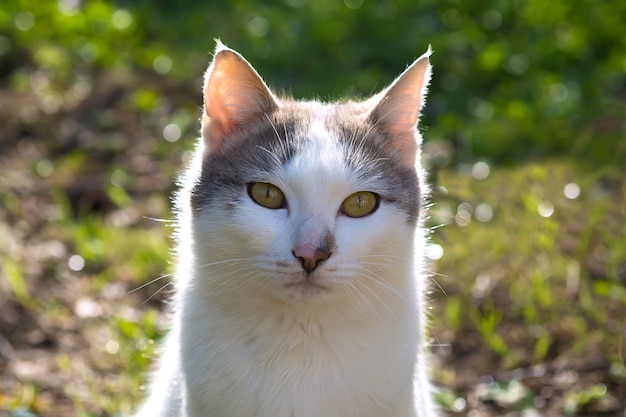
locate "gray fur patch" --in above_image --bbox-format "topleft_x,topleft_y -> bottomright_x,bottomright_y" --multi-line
190,104 -> 310,211
190,100 -> 421,224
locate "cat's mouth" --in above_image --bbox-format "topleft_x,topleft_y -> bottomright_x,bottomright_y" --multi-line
283,279 -> 329,297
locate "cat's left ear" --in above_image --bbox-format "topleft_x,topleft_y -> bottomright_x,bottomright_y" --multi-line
368,47 -> 432,168
202,41 -> 278,153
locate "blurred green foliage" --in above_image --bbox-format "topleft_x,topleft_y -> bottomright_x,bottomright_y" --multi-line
1,2 -> 625,416
1,0 -> 625,166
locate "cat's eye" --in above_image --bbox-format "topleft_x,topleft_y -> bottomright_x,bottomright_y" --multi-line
248,182 -> 286,209
341,191 -> 379,218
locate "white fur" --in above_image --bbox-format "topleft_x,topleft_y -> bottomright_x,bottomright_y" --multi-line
133,118 -> 436,417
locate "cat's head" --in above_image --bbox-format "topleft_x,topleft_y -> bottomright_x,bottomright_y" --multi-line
183,41 -> 431,305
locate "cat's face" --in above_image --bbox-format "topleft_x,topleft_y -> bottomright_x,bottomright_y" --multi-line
185,43 -> 431,303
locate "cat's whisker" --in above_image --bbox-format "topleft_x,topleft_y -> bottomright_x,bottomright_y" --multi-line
429,223 -> 447,231
193,264 -> 256,289
359,157 -> 391,172
357,268 -> 402,298
193,264 -> 256,280
352,275 -> 399,323
355,255 -> 410,270
429,342 -> 452,348
265,113 -> 291,162
265,113 -> 281,141
427,326 -> 449,352
142,281 -> 174,305
357,253 -> 408,262
192,257 -> 258,270
358,268 -> 419,316
427,274 -> 448,297
346,133 -> 382,176
255,145 -> 282,166
205,270 -> 263,301
345,282 -> 381,320
359,255 -> 406,266
129,272 -> 175,293
143,216 -> 176,224
193,265 -> 259,294
183,260 -> 261,295
346,126 -> 368,162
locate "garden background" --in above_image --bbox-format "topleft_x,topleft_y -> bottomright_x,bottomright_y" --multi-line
1,0 -> 625,416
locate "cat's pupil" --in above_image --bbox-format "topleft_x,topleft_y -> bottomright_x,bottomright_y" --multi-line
340,191 -> 379,218
248,182 -> 286,210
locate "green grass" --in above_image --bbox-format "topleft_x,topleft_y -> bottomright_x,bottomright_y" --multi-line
428,161 -> 626,414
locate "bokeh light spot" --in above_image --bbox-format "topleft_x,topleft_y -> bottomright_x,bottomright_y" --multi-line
563,183 -> 580,199
68,254 -> 85,271
246,15 -> 269,37
163,123 -> 182,142
426,244 -> 444,261
475,203 -> 493,223
538,201 -> 554,218
110,170 -> 128,187
153,55 -> 172,75
472,161 -> 490,180
105,340 -> 120,354
344,0 -> 364,10
36,159 -> 54,178
112,9 -> 133,30
15,12 -> 35,31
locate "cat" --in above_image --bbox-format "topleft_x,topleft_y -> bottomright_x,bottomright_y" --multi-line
133,40 -> 436,417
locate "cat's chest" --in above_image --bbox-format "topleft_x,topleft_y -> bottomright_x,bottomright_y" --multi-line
181,307 -> 416,417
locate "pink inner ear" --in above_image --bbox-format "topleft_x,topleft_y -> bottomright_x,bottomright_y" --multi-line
368,51 -> 431,168
202,48 -> 277,152
381,93 -> 423,136
392,131 -> 419,165
206,69 -> 235,132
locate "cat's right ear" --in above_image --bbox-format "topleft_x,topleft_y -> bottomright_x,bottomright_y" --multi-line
202,41 -> 278,153
367,47 -> 432,168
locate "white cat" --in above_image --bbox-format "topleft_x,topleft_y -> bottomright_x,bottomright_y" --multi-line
133,41 -> 436,417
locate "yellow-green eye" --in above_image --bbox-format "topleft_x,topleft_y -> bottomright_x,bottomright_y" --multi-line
248,182 -> 285,209
341,191 -> 379,218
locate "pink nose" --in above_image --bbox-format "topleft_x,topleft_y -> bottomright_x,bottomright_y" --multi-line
293,245 -> 331,273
